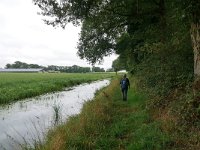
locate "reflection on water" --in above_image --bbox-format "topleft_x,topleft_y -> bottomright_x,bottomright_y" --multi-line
0,80 -> 110,150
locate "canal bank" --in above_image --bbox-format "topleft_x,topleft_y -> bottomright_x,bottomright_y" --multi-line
35,78 -> 169,150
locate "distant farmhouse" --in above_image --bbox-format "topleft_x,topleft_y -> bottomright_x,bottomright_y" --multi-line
0,68 -> 43,73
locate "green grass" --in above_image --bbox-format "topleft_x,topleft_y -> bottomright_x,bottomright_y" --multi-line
35,77 -> 170,150
0,73 -> 114,104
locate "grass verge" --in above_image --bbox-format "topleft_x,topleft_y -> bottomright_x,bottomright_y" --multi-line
34,77 -> 170,150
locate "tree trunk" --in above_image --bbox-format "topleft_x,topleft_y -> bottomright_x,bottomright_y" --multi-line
191,23 -> 200,80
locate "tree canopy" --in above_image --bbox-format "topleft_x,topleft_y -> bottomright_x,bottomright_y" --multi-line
33,0 -> 200,81
33,0 -> 160,64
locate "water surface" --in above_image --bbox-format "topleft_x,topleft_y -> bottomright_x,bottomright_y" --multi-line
0,80 -> 110,149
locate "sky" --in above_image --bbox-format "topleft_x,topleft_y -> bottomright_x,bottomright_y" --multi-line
0,0 -> 117,69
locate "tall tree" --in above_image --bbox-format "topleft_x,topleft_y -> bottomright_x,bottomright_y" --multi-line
185,1 -> 200,79
33,0 -> 163,63
112,58 -> 126,74
173,0 -> 200,79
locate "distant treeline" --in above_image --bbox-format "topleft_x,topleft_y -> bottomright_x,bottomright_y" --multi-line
44,65 -> 106,73
6,61 -> 42,69
5,61 -> 111,73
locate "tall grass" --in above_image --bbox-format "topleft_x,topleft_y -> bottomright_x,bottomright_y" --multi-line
36,77 -> 170,150
52,103 -> 62,126
0,73 -> 114,104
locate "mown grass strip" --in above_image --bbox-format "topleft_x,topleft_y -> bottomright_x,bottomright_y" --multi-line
31,77 -> 170,150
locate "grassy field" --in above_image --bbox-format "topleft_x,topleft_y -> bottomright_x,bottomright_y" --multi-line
0,73 -> 114,104
32,77 -> 169,150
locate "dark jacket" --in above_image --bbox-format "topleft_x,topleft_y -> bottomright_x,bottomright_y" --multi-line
120,78 -> 130,89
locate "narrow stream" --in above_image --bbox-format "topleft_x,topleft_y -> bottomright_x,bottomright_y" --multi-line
0,79 -> 110,150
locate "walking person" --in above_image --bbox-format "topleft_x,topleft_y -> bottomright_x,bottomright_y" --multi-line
120,74 -> 130,101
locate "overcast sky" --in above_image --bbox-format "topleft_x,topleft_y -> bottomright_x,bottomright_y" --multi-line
0,0 -> 117,69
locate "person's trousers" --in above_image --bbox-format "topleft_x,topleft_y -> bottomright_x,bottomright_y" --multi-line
121,88 -> 128,101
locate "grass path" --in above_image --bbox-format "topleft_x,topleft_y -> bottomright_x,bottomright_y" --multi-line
29,77 -> 170,150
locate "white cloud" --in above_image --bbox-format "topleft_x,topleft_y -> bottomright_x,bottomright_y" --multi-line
0,0 -> 117,69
